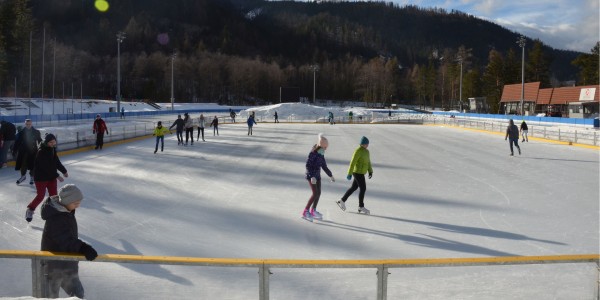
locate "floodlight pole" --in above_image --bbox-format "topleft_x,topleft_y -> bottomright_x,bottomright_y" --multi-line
116,31 -> 126,115
171,52 -> 177,110
517,35 -> 526,117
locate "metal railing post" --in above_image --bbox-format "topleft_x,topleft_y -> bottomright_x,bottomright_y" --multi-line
259,264 -> 270,300
377,265 -> 389,300
31,257 -> 47,298
596,261 -> 599,300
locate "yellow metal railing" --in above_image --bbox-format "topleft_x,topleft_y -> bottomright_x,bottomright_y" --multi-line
1,250 -> 598,300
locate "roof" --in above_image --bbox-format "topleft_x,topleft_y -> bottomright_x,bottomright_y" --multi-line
500,83 -> 600,104
500,82 -> 540,103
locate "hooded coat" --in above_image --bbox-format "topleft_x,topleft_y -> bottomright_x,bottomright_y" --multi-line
41,197 -> 84,272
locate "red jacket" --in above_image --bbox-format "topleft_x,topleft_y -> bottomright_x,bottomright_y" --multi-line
93,119 -> 108,134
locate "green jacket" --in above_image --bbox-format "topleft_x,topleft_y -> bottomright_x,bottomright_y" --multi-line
347,146 -> 372,175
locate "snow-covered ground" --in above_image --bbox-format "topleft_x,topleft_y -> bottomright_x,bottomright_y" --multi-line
0,104 -> 599,299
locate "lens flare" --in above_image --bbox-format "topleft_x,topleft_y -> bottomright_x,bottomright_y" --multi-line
95,0 -> 109,12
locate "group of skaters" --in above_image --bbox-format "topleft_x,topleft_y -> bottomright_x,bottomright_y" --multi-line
0,118 -> 96,298
302,133 -> 373,222
153,111 -> 262,153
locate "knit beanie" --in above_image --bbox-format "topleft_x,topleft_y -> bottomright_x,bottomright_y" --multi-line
58,184 -> 84,206
44,133 -> 56,143
317,133 -> 329,148
360,136 -> 369,145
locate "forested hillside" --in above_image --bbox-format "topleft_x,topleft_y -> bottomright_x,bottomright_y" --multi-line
0,0 -> 596,112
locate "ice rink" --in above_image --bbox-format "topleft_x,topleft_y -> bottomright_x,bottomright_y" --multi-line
1,122 -> 598,299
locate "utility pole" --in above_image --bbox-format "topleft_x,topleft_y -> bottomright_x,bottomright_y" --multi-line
517,35 -> 526,117
116,31 -> 126,114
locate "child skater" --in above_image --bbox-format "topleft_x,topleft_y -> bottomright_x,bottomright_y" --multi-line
153,121 -> 171,153
302,133 -> 334,221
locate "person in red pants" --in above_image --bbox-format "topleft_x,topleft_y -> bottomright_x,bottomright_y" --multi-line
26,133 -> 68,222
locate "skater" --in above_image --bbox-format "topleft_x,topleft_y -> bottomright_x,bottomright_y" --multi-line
348,111 -> 353,122
0,120 -> 16,167
169,115 -> 185,145
328,111 -> 334,125
41,184 -> 98,299
153,121 -> 171,153
120,106 -> 125,119
210,116 -> 219,136
197,114 -> 206,141
92,114 -> 109,150
13,119 -> 42,185
336,136 -> 373,214
520,120 -> 529,142
25,133 -> 68,222
230,110 -> 236,123
505,119 -> 521,156
302,134 -> 334,221
274,111 -> 279,123
183,113 -> 194,145
247,114 -> 257,135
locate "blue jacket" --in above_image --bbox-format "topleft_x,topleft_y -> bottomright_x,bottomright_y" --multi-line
247,116 -> 257,127
305,147 -> 332,180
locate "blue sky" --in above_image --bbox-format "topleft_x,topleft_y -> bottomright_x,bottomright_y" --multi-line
291,0 -> 599,52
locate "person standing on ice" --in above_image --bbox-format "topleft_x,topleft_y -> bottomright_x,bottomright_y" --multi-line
25,133 -> 68,222
41,184 -> 97,299
210,115 -> 219,136
183,113 -> 194,145
153,121 -> 171,154
520,120 -> 529,142
505,119 -> 521,156
247,114 -> 257,135
169,114 -> 185,145
92,114 -> 109,150
302,133 -> 334,221
13,119 -> 42,185
274,111 -> 279,123
336,136 -> 373,214
197,114 -> 206,142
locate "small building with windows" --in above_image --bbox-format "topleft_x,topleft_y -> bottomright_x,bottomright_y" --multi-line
500,82 -> 599,118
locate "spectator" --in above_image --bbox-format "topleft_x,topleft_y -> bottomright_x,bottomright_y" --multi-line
0,120 -> 16,168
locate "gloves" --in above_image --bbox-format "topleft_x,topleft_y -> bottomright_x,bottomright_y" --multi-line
329,176 -> 335,182
368,172 -> 373,179
310,177 -> 317,185
346,174 -> 352,181
79,243 -> 98,261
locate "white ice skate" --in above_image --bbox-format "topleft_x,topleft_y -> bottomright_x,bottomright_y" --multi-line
336,200 -> 346,211
358,207 -> 370,215
16,175 -> 26,185
311,209 -> 323,220
301,210 -> 313,222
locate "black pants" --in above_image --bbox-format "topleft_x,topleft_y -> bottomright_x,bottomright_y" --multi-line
248,126 -> 253,135
176,130 -> 183,144
341,173 -> 366,207
185,127 -> 194,144
95,132 -> 104,149
305,179 -> 321,210
197,127 -> 205,141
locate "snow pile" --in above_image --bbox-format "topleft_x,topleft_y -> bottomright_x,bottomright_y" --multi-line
237,102 -> 371,122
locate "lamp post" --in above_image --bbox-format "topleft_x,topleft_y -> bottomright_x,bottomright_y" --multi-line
517,35 -> 526,116
41,27 -> 46,115
170,52 -> 176,110
116,31 -> 126,115
311,65 -> 319,103
457,55 -> 463,112
52,38 -> 56,115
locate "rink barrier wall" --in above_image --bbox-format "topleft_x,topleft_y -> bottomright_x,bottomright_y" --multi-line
0,250 -> 598,300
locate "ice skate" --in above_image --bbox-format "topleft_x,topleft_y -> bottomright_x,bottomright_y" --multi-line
336,200 -> 346,211
518,147 -> 521,155
16,175 -> 26,185
29,177 -> 34,185
301,210 -> 313,222
311,209 -> 323,220
358,207 -> 370,215
25,208 -> 34,222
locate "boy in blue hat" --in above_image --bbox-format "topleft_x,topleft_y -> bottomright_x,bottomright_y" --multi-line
336,136 -> 373,214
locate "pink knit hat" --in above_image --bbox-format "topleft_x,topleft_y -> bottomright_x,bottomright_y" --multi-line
317,133 -> 329,148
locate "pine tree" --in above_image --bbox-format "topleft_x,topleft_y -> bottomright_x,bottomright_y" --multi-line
571,42 -> 599,85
